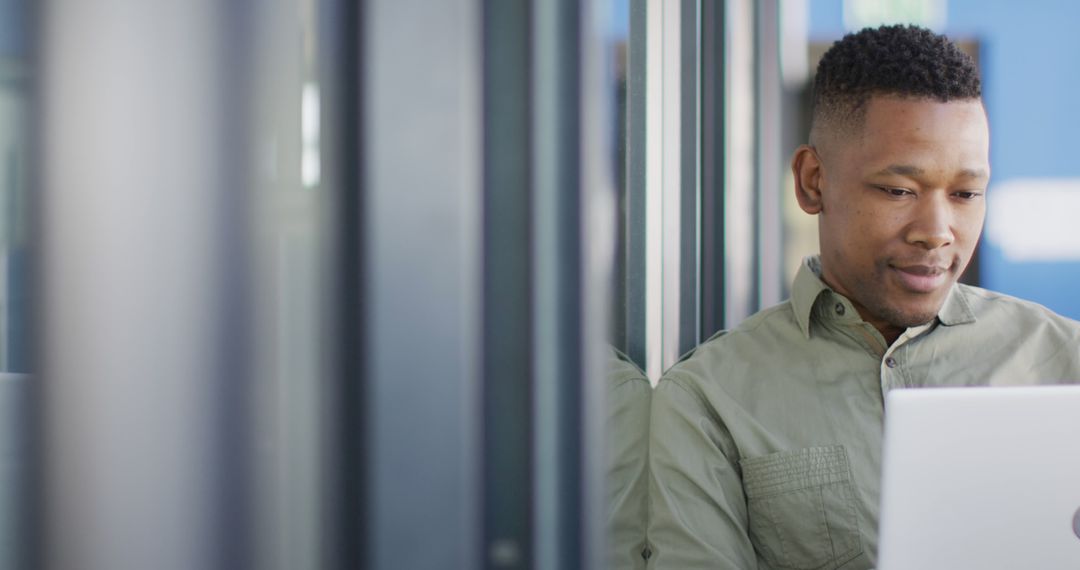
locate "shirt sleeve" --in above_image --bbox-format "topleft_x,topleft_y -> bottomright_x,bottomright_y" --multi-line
647,376 -> 757,569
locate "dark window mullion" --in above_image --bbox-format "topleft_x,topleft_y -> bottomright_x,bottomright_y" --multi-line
482,1 -> 534,568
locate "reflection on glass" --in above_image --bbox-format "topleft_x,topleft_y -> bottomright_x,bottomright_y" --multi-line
250,1 -> 334,567
605,346 -> 650,569
606,0 -> 651,568
610,0 -> 630,356
0,4 -> 29,569
0,58 -> 28,375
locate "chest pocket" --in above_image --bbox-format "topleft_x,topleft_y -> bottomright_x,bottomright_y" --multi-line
739,445 -> 863,570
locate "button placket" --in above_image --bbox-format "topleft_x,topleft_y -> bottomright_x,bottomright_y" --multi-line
882,327 -> 926,384
880,341 -> 911,390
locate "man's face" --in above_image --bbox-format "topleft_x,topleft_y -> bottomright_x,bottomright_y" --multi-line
803,96 -> 990,339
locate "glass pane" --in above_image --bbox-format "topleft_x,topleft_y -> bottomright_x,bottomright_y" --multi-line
0,2 -> 29,568
606,1 -> 651,569
249,1 -> 336,567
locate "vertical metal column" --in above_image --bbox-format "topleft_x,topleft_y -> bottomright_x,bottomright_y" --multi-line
755,0 -> 784,308
659,0 -> 702,370
482,1 -> 533,568
576,2 -> 614,566
214,3 -> 256,568
324,0 -> 363,567
362,0 -> 483,568
533,0 -> 611,568
0,5 -> 33,568
660,0 -> 683,372
643,0 -> 664,381
38,2 -> 247,569
700,0 -> 727,340
622,0 -> 648,370
724,0 -> 759,328
677,0 -> 702,358
244,0 -> 336,568
532,1 -> 580,565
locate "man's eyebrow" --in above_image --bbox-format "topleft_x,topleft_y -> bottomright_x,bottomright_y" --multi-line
873,164 -> 989,179
956,167 -> 989,180
874,164 -> 924,177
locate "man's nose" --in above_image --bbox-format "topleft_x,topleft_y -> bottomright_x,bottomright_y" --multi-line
905,194 -> 954,250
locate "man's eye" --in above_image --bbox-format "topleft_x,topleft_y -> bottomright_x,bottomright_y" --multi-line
953,191 -> 983,200
878,186 -> 911,196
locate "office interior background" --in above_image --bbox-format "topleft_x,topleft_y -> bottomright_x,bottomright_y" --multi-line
0,0 -> 1075,568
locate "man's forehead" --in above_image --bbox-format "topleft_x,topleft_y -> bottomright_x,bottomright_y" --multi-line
810,105 -> 990,188
852,96 -> 989,161
812,95 -> 989,173
860,95 -> 987,131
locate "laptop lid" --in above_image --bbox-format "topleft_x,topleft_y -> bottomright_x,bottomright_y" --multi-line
877,386 -> 1080,570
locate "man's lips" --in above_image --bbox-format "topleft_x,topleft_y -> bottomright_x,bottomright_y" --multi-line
889,264 -> 950,293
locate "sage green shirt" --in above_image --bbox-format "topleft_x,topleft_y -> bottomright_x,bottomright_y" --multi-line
647,256 -> 1080,569
607,347 -> 651,569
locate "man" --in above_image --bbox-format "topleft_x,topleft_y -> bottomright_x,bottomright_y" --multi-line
647,25 -> 1080,569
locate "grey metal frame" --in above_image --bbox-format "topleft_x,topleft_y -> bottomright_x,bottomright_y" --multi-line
700,0 -> 727,340
722,0 -> 760,329
532,0 -> 608,567
755,0 -> 784,309
658,0 -> 705,370
482,0 -> 533,567
677,0 -> 703,358
360,0 -> 609,568
362,1 -> 484,569
324,0 -> 363,566
621,0 -> 649,369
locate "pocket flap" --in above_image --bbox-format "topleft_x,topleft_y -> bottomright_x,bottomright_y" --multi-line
740,445 -> 852,498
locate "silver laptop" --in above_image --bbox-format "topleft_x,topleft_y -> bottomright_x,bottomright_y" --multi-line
878,386 -> 1080,570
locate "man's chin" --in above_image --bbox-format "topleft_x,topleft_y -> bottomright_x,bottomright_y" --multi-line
879,278 -> 954,326
879,303 -> 942,330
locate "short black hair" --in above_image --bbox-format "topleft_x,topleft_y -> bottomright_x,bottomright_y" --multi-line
810,24 -> 981,140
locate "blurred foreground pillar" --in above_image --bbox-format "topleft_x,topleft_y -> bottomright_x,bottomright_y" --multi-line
38,2 -> 247,569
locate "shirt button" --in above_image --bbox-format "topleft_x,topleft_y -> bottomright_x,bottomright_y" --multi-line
885,357 -> 897,368
834,303 -> 845,316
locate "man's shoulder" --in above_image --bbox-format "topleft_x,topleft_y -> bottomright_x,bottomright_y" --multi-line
956,283 -> 1080,334
664,300 -> 801,379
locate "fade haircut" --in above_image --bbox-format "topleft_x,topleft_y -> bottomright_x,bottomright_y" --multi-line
809,24 -> 981,145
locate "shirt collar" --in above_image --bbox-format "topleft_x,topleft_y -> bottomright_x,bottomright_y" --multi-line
937,279 -> 976,326
790,255 -> 977,339
791,256 -> 831,339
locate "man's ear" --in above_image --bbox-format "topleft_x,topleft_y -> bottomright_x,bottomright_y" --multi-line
791,144 -> 824,215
